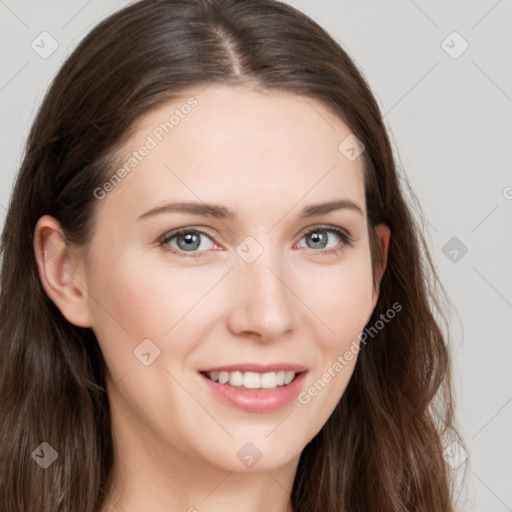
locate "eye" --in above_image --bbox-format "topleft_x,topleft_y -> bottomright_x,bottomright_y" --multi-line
159,227 -> 218,258
158,224 -> 353,258
296,225 -> 353,255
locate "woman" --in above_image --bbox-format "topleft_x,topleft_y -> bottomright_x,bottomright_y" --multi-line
0,0 -> 463,511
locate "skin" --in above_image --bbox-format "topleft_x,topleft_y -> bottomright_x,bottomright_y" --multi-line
34,84 -> 390,512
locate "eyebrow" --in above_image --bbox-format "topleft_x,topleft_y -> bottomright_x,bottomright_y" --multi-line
137,199 -> 364,221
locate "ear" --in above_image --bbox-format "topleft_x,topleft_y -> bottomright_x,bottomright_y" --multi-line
33,215 -> 92,328
371,223 -> 391,309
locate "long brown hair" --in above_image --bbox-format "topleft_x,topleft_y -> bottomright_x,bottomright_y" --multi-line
0,0 -> 463,510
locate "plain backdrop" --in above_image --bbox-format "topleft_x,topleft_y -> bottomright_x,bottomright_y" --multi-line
0,1 -> 511,511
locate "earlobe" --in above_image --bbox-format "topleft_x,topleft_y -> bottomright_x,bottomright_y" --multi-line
33,215 -> 92,328
376,223 -> 391,279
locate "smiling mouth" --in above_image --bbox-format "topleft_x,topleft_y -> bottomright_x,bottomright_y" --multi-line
200,370 -> 303,390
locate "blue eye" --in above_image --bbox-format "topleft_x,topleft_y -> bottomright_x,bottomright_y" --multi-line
159,228 -> 217,257
159,225 -> 353,258
298,225 -> 353,255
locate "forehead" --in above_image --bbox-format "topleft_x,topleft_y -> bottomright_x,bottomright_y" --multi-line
100,84 -> 366,223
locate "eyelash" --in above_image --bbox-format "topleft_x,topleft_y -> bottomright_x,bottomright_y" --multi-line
158,225 -> 354,258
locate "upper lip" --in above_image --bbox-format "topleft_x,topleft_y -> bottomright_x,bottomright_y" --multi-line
199,363 -> 308,373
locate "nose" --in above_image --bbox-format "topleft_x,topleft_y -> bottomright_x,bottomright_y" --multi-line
226,245 -> 295,343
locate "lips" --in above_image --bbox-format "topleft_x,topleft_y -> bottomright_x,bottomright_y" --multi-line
197,362 -> 308,413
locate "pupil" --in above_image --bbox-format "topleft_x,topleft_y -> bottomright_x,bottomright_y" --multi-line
178,232 -> 200,251
309,231 -> 326,249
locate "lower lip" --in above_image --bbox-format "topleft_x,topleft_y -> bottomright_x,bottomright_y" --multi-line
199,372 -> 308,413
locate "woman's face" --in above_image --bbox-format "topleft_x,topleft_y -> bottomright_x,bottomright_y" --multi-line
52,84 -> 389,473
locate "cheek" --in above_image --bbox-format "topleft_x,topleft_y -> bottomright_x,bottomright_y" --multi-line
84,249 -> 172,377
87,247 -> 207,335
85,249 -> 224,376
294,253 -> 373,409
300,253 -> 374,346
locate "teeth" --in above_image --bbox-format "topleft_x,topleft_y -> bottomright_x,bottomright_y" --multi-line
205,370 -> 297,389
229,371 -> 243,387
244,371 -> 261,389
284,371 -> 295,384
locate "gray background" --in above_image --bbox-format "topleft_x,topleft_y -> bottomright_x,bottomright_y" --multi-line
1,1 -> 510,510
